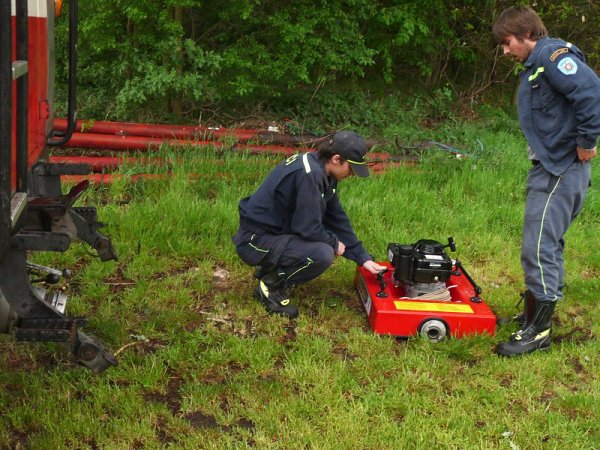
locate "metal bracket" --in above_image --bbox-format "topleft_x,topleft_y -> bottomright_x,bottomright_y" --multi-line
11,60 -> 28,79
10,192 -> 27,229
11,231 -> 71,252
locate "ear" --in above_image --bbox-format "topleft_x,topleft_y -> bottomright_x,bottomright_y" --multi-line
331,154 -> 342,165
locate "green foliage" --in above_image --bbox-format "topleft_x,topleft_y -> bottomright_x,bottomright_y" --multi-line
55,1 -> 600,122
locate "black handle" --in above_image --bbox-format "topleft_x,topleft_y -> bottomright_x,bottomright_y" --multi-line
455,259 -> 483,303
376,268 -> 388,298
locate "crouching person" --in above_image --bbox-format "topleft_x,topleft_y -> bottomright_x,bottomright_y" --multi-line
232,131 -> 386,318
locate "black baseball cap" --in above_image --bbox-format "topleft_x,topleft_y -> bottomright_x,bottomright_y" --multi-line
332,131 -> 369,177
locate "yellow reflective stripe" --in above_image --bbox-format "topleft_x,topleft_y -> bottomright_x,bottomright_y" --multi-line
537,177 -> 561,296
393,301 -> 474,314
535,329 -> 550,340
287,257 -> 314,280
528,67 -> 545,81
249,243 -> 269,253
347,159 -> 366,165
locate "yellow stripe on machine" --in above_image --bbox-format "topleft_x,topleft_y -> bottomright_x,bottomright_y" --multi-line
393,301 -> 474,314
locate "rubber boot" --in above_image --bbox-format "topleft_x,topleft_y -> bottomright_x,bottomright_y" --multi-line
496,299 -> 555,357
253,264 -> 275,280
496,290 -> 536,328
253,270 -> 298,319
509,290 -> 537,340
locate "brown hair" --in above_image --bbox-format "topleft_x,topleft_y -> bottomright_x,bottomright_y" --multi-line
493,6 -> 548,43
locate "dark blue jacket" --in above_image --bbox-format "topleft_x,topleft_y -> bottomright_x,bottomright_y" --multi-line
238,152 -> 371,265
518,37 -> 600,176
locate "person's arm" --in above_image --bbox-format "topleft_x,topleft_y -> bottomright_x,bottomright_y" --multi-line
323,193 -> 372,265
543,51 -> 600,153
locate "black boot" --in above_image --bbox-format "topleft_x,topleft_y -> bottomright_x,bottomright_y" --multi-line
253,264 -> 275,280
509,290 -> 538,340
253,270 -> 298,319
496,290 -> 536,328
496,299 -> 555,357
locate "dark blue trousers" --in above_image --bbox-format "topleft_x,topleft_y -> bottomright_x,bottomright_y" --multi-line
521,161 -> 591,302
233,229 -> 335,286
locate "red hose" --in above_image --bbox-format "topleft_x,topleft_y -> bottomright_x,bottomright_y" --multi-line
62,132 -> 300,156
53,118 -> 259,141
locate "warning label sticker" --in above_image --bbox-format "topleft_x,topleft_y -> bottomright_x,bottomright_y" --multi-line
393,301 -> 474,314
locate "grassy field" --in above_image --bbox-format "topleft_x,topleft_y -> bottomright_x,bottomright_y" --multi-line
1,118 -> 600,449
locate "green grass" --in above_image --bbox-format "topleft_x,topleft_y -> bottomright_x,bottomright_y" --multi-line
2,121 -> 600,449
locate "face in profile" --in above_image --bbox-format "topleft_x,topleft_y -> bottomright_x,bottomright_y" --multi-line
501,34 -> 534,63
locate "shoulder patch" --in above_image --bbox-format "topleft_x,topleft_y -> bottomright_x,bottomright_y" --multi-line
557,57 -> 578,75
550,47 -> 569,61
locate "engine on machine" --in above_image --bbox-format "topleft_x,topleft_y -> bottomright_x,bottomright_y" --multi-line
387,238 -> 455,301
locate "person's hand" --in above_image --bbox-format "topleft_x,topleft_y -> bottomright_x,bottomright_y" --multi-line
577,146 -> 597,162
336,241 -> 346,256
362,260 -> 387,274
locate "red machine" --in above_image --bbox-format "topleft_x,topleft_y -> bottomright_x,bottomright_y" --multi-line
355,238 -> 496,342
0,0 -> 117,373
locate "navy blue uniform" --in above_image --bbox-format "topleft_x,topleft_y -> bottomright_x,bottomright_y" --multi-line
518,37 -> 600,302
233,152 -> 371,286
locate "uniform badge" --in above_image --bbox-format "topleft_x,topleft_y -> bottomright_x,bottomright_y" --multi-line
550,47 -> 569,61
557,57 -> 578,75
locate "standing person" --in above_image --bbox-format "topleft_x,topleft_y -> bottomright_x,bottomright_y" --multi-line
232,131 -> 386,319
492,6 -> 600,356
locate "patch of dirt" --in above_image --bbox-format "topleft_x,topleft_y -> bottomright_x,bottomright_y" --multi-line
8,429 -> 30,449
183,411 -> 220,429
155,416 -> 175,444
570,357 -> 586,374
2,343 -> 59,373
135,338 -> 167,355
183,409 -> 256,434
144,377 -> 183,415
212,266 -> 231,289
499,376 -> 513,388
104,265 -> 136,294
332,344 -> 356,361
553,326 -> 593,345
279,322 -> 297,346
235,418 -> 256,431
273,355 -> 286,370
108,378 -> 133,388
227,361 -> 249,374
538,390 -> 557,405
198,361 -> 249,385
184,292 -> 219,331
148,259 -> 203,282
579,267 -> 600,280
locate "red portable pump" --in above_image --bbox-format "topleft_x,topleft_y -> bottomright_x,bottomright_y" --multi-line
355,237 -> 496,341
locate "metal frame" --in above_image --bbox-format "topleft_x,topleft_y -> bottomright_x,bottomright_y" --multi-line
0,0 -> 12,259
0,0 -> 118,374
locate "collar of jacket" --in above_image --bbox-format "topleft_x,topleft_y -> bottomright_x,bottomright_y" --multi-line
309,152 -> 336,190
524,36 -> 549,68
